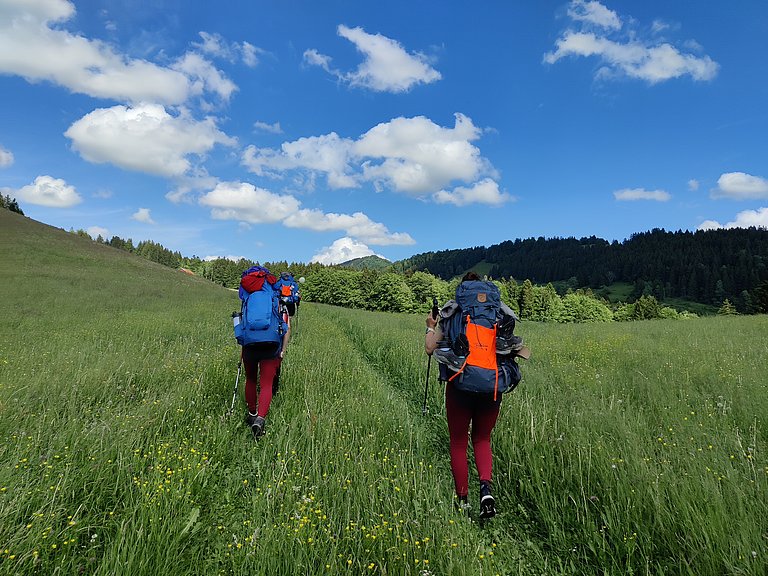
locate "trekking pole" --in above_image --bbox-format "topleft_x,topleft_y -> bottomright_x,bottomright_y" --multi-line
422,297 -> 439,415
227,352 -> 242,416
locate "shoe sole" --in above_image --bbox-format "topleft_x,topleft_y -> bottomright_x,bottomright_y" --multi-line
479,495 -> 496,519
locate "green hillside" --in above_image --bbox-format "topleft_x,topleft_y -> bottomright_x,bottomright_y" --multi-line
338,254 -> 392,271
2,208 -> 767,575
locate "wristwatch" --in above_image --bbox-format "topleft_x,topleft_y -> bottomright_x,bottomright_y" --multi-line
425,327 -> 435,334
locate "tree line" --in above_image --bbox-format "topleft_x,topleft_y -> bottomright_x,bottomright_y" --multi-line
64,221 -> 768,319
299,267 -> 717,322
394,228 -> 768,312
1,194 -> 24,215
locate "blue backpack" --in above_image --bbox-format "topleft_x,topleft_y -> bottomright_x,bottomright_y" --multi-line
275,272 -> 300,304
234,266 -> 286,355
437,280 -> 522,399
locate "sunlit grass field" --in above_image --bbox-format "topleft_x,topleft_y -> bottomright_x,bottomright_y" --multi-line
1,210 -> 766,575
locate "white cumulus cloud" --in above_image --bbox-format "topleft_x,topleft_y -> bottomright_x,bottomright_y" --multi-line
243,132 -> 358,188
310,237 -> 384,265
131,208 -> 156,224
433,178 -> 512,206
545,1 -> 718,84
711,172 -> 768,200
200,181 -> 301,224
8,175 -> 82,207
243,113 -> 504,205
0,0 -> 190,104
356,114 -> 490,195
698,207 -> 768,231
65,103 -> 235,177
613,188 -> 671,201
304,25 -> 441,93
687,179 -> 699,191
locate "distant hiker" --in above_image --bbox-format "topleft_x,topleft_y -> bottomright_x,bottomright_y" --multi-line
234,266 -> 290,438
271,271 -> 301,397
274,272 -> 301,317
425,272 -> 529,518
271,302 -> 290,398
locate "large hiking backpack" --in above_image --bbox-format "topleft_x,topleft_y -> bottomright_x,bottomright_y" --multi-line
275,272 -> 300,304
436,280 -> 522,399
274,272 -> 300,317
234,266 -> 286,356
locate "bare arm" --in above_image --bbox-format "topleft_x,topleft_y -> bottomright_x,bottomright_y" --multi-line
424,314 -> 441,355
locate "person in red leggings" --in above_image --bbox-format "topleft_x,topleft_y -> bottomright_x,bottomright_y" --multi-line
425,272 -> 500,518
243,304 -> 290,437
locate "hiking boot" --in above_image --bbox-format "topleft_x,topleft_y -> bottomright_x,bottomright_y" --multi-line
245,413 -> 265,438
496,335 -> 524,355
251,416 -> 266,438
479,482 -> 496,519
433,348 -> 465,371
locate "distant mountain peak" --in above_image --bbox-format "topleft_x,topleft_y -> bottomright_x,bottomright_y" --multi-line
338,255 -> 391,270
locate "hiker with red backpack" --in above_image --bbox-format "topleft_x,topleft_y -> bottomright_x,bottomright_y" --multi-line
234,266 -> 290,438
425,272 -> 529,519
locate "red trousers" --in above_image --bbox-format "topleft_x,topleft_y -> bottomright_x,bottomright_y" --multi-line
243,355 -> 281,418
445,382 -> 501,497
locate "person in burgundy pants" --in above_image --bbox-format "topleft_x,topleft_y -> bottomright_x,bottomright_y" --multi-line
425,272 -> 501,518
242,305 -> 290,438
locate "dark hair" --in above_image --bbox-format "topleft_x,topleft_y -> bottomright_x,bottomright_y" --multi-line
461,272 -> 481,282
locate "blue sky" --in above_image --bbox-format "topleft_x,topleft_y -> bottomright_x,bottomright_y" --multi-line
1,0 -> 766,265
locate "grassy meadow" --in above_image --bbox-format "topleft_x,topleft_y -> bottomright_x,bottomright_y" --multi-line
1,209 -> 766,575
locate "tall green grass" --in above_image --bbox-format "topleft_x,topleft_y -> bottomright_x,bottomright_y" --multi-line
1,211 -> 519,574
323,306 -> 768,575
1,210 -> 766,575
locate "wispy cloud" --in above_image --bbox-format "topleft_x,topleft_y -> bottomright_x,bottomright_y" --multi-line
199,181 -> 414,246
0,145 -> 13,168
545,0 -> 718,84
304,25 -> 441,93
613,188 -> 671,201
567,0 -> 621,30
253,120 -> 284,134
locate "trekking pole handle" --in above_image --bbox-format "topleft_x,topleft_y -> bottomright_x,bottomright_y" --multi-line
431,298 -> 439,320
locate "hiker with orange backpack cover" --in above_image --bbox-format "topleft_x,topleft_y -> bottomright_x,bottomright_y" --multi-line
425,272 -> 529,519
